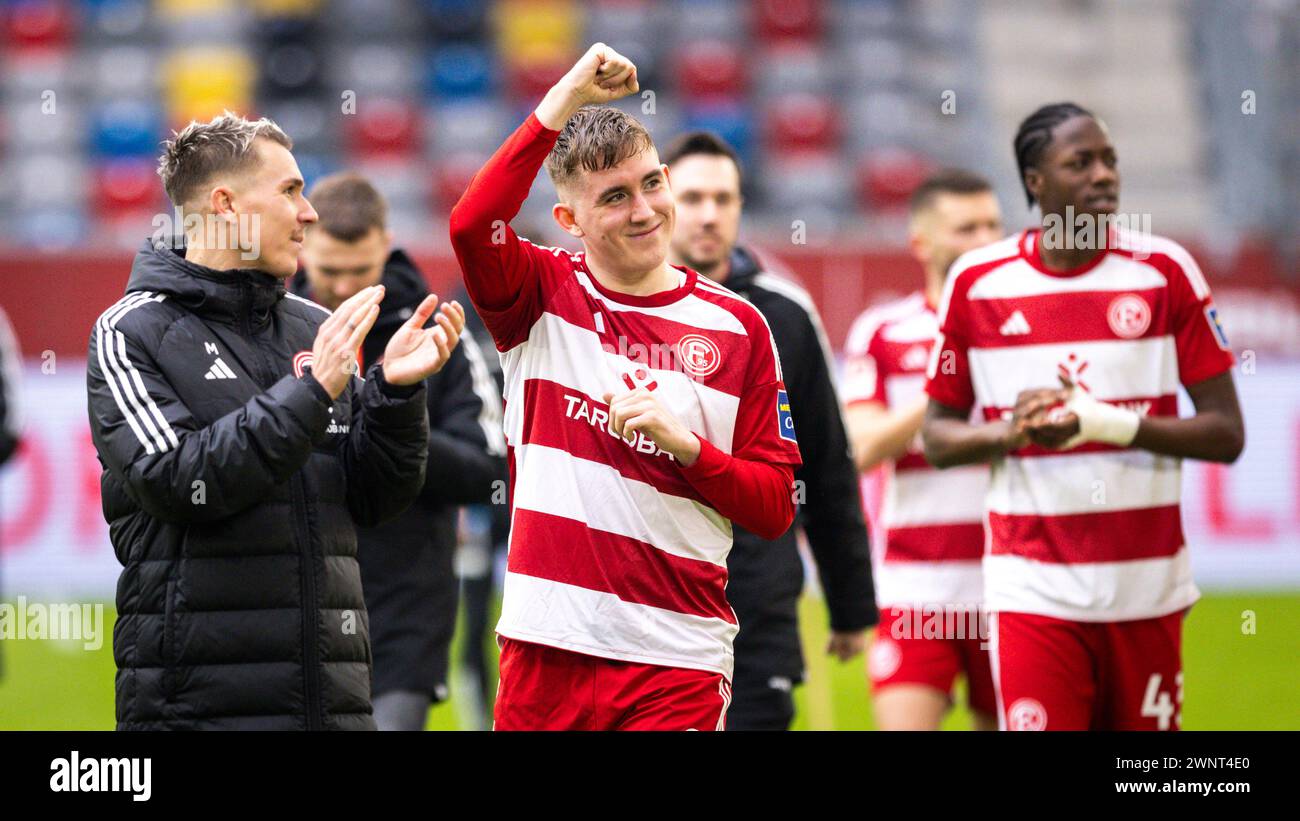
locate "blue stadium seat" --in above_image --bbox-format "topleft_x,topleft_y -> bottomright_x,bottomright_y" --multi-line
91,100 -> 162,158
81,0 -> 151,41
425,43 -> 494,101
683,102 -> 755,171
294,153 -> 339,193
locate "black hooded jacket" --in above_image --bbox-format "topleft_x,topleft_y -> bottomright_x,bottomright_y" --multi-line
87,240 -> 430,730
721,246 -> 877,683
292,249 -> 505,700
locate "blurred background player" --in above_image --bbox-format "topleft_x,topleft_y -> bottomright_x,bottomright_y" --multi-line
843,170 -> 1003,730
922,103 -> 1245,730
664,131 -> 875,731
449,44 -> 802,730
295,172 -> 506,731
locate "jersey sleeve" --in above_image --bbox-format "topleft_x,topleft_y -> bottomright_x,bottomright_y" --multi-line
1162,246 -> 1236,387
734,319 -> 803,468
448,113 -> 565,353
924,272 -> 976,411
678,312 -> 801,540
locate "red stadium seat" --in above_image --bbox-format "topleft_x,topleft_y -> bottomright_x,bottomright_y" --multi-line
1,0 -> 75,51
431,153 -> 487,214
675,40 -> 745,100
344,98 -> 421,159
755,0 -> 823,43
92,158 -> 161,219
765,93 -> 840,152
503,55 -> 576,106
857,148 -> 935,212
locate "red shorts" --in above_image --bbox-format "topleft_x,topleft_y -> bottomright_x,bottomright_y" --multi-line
868,606 -> 997,716
493,638 -> 732,731
990,610 -> 1185,731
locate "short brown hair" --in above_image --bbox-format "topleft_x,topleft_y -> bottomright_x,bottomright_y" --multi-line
909,168 -> 994,217
307,172 -> 388,241
660,130 -> 743,186
157,110 -> 293,208
545,105 -> 654,194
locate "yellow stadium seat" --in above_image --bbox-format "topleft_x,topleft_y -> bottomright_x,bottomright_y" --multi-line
494,0 -> 582,66
162,47 -> 257,127
155,0 -> 238,20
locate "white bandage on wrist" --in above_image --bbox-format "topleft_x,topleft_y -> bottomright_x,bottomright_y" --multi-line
1062,386 -> 1140,449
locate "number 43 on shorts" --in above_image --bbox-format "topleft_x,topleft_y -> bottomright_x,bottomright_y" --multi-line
1141,672 -> 1184,730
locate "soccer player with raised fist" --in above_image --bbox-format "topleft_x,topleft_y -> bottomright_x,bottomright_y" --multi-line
449,44 -> 802,730
921,103 -> 1245,731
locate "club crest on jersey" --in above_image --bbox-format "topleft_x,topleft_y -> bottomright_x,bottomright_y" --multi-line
1107,293 -> 1151,339
292,350 -> 314,379
677,334 -> 721,380
776,389 -> 797,443
1204,305 -> 1230,350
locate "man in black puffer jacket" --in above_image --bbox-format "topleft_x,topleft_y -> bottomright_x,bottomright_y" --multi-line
87,112 -> 464,730
293,172 -> 507,730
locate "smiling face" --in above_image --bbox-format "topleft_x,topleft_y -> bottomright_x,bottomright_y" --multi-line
226,138 -> 318,278
667,153 -> 742,280
1025,115 -> 1120,221
554,145 -> 675,279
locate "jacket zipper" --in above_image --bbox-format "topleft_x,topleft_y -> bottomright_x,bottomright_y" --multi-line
243,292 -> 322,730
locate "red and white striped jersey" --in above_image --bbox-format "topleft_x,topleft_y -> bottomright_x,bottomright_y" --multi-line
843,291 -> 987,609
493,249 -> 798,678
926,228 -> 1236,622
449,115 -> 801,680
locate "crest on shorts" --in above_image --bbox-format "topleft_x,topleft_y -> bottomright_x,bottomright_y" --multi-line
292,350 -> 314,379
677,334 -> 721,380
868,637 -> 902,681
1007,697 -> 1047,731
1107,293 -> 1151,339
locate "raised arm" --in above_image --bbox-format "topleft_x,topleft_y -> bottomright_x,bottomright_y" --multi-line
448,43 -> 640,349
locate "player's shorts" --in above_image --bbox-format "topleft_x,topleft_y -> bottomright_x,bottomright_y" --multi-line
493,637 -> 731,731
868,606 -> 996,716
990,610 -> 1185,731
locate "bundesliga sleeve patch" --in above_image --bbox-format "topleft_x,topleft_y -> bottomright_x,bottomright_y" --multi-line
777,389 -> 797,444
1204,305 -> 1231,350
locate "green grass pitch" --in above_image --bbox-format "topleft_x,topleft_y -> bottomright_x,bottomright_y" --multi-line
1,592 -> 1294,730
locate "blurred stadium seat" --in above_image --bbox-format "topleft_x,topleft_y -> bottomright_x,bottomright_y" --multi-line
0,0 -> 1289,252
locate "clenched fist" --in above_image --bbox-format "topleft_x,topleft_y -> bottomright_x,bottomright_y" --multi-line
536,43 -> 640,131
602,387 -> 700,466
